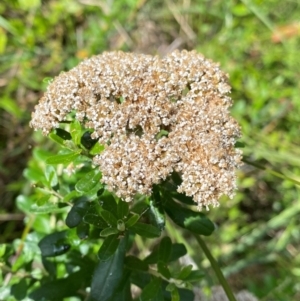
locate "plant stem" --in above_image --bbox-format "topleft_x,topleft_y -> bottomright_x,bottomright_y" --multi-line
194,234 -> 237,301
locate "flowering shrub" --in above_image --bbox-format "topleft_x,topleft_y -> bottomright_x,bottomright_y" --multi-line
15,51 -> 242,300
31,50 -> 242,210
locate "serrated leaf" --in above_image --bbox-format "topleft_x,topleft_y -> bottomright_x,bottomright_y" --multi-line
75,169 -> 102,193
124,255 -> 148,272
100,210 -> 118,227
125,213 -> 140,228
38,231 -> 70,257
90,235 -> 127,301
131,222 -> 161,238
140,276 -> 164,301
158,236 -> 172,263
46,151 -> 81,165
100,227 -> 119,237
164,199 -> 215,236
83,214 -> 107,228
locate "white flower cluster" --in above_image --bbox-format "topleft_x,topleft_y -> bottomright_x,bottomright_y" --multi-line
30,50 -> 242,209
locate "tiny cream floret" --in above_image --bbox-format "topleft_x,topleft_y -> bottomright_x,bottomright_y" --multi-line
30,50 -> 242,210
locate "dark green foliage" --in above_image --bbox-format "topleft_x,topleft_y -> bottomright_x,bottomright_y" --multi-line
2,0 -> 300,300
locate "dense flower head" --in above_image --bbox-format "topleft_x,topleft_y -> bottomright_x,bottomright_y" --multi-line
30,50 -> 242,210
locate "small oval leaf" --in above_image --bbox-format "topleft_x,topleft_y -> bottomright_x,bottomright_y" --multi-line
75,169 -> 102,193
100,210 -> 118,227
46,151 -> 81,165
131,222 -> 161,238
125,213 -> 140,228
98,234 -> 120,262
164,199 -> 215,236
83,214 -> 107,229
38,231 -> 70,257
100,227 -> 119,237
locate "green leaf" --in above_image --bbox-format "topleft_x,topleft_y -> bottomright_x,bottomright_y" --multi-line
83,214 -> 107,228
158,236 -> 172,263
46,151 -> 81,165
157,261 -> 171,279
76,222 -> 90,240
29,270 -> 87,301
65,199 -> 90,228
108,269 -> 133,301
55,128 -> 72,140
124,255 -> 148,272
171,287 -> 180,301
177,265 -> 193,280
90,142 -> 105,155
166,283 -> 180,301
100,210 -> 118,227
75,169 -> 102,193
100,227 -> 119,237
100,193 -> 118,213
45,165 -> 58,188
11,278 -> 27,300
183,270 -> 205,282
30,203 -> 67,214
144,243 -> 187,265
90,235 -> 127,301
38,231 -> 70,257
164,200 -> 215,236
235,141 -> 245,148
49,132 -> 66,147
171,192 -> 195,205
125,213 -> 140,228
131,222 -> 161,238
117,200 -> 129,219
70,119 -> 82,145
149,199 -> 165,231
62,190 -> 80,202
0,244 -> 6,257
98,235 -> 120,261
140,276 -> 164,301
81,131 -> 97,149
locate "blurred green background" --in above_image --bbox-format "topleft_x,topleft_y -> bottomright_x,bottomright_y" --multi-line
1,0 -> 300,299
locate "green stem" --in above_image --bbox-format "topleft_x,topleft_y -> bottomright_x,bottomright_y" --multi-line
194,235 -> 237,301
